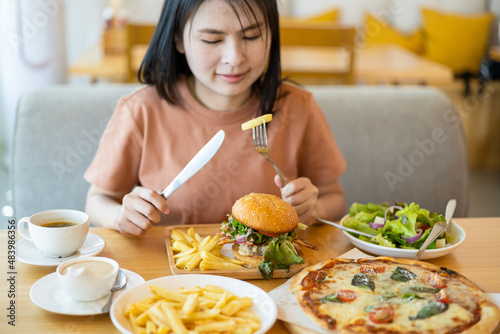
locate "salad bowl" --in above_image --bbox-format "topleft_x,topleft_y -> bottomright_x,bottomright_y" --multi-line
339,215 -> 466,260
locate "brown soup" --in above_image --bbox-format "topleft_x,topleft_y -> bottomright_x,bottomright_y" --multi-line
40,221 -> 78,228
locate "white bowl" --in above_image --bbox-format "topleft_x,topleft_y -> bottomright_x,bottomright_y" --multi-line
339,215 -> 466,260
110,274 -> 277,334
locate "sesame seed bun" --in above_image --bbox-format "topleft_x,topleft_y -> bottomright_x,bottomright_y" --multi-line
231,193 -> 299,237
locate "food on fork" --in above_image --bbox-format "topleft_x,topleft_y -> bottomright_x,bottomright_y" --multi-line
170,227 -> 244,271
240,114 -> 272,131
218,193 -> 317,280
125,284 -> 261,334
289,256 -> 500,333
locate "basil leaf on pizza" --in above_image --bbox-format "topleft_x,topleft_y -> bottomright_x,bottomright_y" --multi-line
351,272 -> 375,291
391,266 -> 417,282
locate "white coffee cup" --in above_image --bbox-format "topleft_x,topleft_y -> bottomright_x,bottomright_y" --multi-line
17,209 -> 90,258
57,257 -> 119,301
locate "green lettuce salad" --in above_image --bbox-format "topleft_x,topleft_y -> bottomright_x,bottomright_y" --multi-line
343,202 -> 450,249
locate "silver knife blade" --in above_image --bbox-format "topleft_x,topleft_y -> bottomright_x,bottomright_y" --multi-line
161,130 -> 225,199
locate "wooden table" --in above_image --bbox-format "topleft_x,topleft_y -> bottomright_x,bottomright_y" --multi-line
281,44 -> 454,85
3,217 -> 499,333
70,44 -> 454,85
69,44 -> 128,83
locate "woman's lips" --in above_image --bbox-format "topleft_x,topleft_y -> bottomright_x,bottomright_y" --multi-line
219,72 -> 246,83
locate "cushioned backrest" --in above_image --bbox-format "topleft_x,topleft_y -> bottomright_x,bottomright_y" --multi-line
12,85 -> 469,221
307,86 -> 469,217
11,85 -> 141,220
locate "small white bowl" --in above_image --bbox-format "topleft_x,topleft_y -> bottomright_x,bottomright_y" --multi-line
57,256 -> 119,301
339,215 -> 466,260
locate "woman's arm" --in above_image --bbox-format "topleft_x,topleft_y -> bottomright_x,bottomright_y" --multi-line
85,185 -> 124,230
316,179 -> 346,222
85,184 -> 169,236
276,176 -> 346,225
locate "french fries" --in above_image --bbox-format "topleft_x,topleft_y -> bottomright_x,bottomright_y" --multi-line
125,284 -> 261,334
240,114 -> 272,131
170,227 -> 244,271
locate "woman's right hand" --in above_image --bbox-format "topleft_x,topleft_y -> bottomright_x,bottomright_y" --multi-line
116,187 -> 170,236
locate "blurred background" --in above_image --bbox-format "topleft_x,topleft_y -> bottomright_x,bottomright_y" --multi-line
1,0 -> 499,222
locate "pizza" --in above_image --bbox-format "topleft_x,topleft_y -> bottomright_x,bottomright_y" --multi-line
289,257 -> 500,333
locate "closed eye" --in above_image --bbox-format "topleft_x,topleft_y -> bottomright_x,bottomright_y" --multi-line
202,39 -> 221,44
243,34 -> 261,41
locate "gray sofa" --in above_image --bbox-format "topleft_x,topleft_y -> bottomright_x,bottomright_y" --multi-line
11,84 -> 469,223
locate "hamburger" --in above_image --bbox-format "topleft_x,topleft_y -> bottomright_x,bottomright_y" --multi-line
218,193 -> 316,279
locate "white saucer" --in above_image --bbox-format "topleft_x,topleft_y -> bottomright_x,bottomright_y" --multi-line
30,269 -> 145,315
17,233 -> 106,266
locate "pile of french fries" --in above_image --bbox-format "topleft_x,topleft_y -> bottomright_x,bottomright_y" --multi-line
125,284 -> 261,334
170,227 -> 244,271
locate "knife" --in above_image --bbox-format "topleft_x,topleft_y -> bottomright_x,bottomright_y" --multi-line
161,130 -> 225,199
316,218 -> 375,238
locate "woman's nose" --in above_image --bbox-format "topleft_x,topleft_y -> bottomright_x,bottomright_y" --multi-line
222,40 -> 246,67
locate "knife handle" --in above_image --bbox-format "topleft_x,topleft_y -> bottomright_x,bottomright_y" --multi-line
160,178 -> 182,199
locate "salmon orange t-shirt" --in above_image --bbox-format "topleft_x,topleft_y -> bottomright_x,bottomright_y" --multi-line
84,78 -> 346,225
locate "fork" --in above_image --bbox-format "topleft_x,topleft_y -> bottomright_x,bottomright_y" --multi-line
414,199 -> 456,260
252,120 -> 288,185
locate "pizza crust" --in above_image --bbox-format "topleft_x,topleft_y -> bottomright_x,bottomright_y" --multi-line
294,291 -> 334,330
358,256 -> 441,272
461,301 -> 500,334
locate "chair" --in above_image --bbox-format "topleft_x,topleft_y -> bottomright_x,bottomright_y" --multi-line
279,20 -> 356,85
11,85 -> 469,222
307,85 -> 469,216
126,23 -> 156,82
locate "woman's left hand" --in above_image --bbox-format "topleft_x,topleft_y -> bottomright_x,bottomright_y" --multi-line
275,175 -> 319,225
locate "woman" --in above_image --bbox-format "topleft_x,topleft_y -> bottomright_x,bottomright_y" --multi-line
84,0 -> 346,236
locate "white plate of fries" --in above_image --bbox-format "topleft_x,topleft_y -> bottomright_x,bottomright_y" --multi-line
110,274 -> 277,334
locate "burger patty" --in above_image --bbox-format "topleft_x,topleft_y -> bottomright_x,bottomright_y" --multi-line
237,243 -> 266,257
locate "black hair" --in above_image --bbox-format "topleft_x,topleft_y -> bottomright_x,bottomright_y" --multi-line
139,0 -> 281,116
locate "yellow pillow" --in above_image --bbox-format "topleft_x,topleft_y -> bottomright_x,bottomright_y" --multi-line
280,8 -> 339,24
421,8 -> 494,74
364,13 -> 423,54
306,9 -> 339,22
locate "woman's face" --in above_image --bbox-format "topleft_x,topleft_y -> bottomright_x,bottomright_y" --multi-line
177,0 -> 271,112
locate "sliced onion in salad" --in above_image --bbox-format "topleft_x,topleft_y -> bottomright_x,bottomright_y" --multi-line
384,205 -> 403,222
369,216 -> 386,229
402,229 -> 423,244
368,206 -> 403,230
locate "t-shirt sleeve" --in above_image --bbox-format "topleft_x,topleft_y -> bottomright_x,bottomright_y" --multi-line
298,93 -> 346,185
84,98 -> 143,193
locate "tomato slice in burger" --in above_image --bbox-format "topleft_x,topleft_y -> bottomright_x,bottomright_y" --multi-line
337,289 -> 356,302
368,307 -> 394,324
